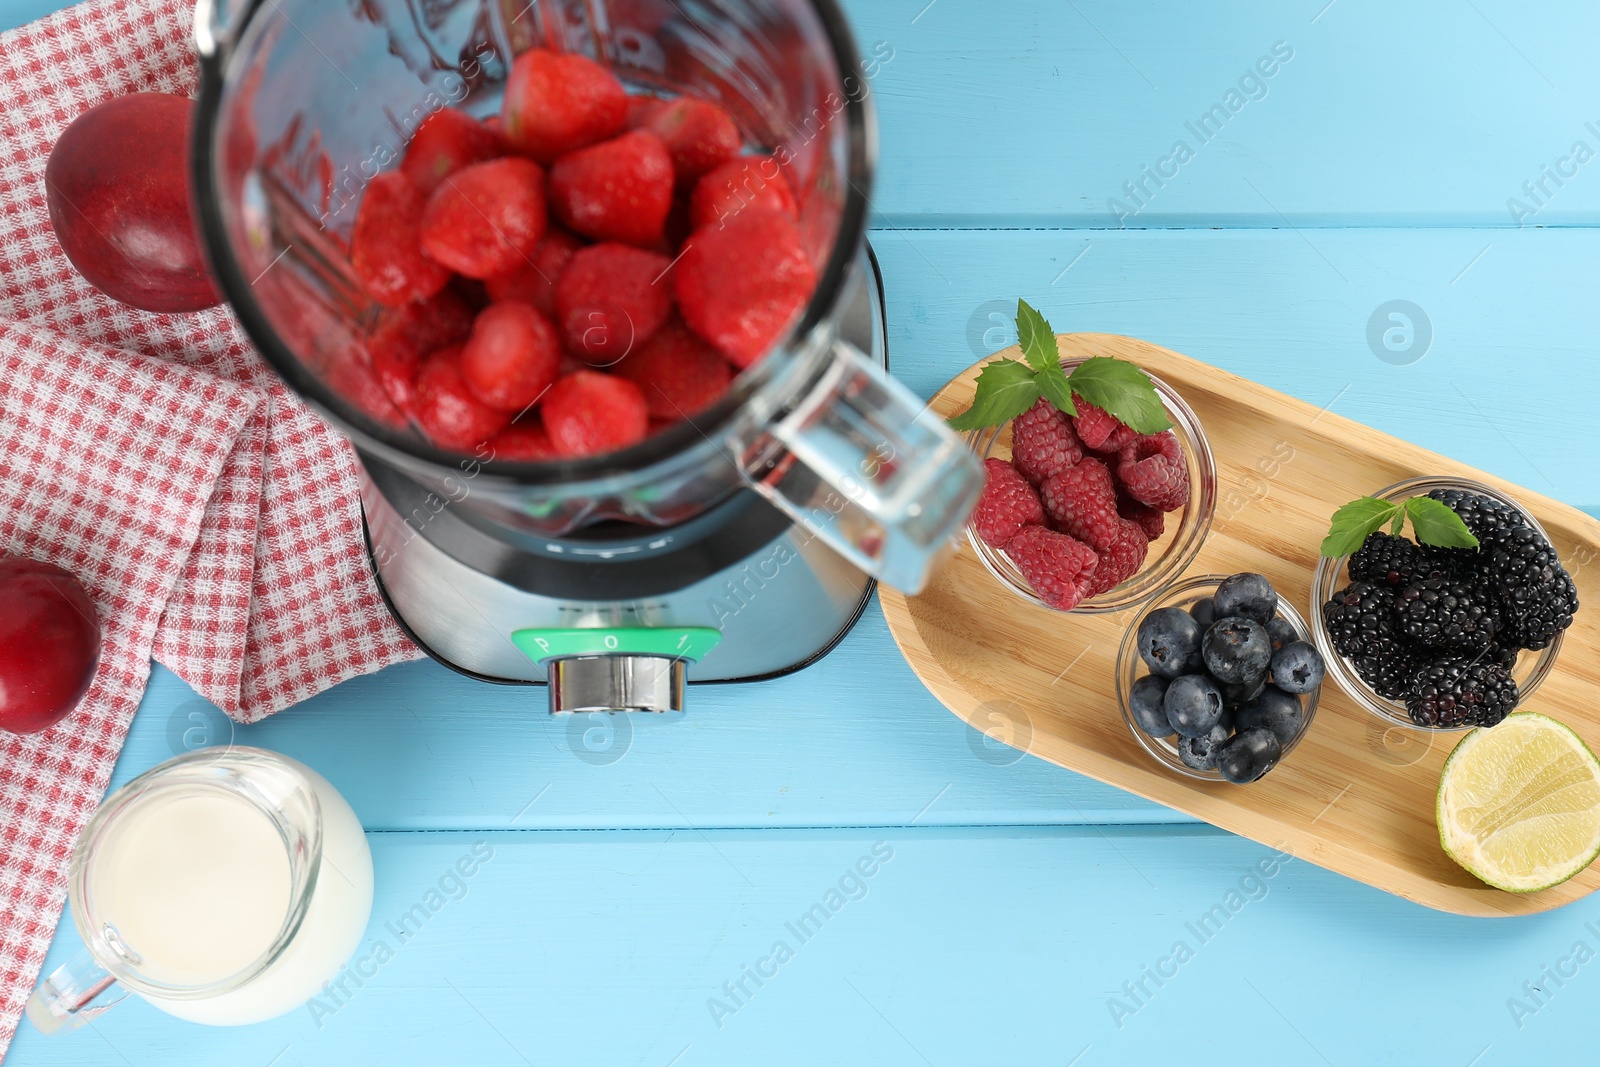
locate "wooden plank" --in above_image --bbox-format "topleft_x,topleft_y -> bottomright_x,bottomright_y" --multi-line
12,828 -> 1599,1066
881,334 -> 1600,916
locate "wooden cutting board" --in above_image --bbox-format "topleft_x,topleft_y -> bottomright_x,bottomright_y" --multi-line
880,334 -> 1600,917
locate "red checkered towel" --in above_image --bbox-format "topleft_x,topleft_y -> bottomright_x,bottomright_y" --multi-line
0,0 -> 421,1055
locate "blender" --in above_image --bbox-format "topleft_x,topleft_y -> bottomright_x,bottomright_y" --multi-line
191,0 -> 982,712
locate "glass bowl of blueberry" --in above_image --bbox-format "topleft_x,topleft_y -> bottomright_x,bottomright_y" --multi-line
1311,477 -> 1572,732
965,361 -> 1217,615
1118,572 -> 1324,783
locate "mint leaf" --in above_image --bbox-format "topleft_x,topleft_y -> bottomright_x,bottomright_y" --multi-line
1405,497 -> 1480,549
1390,508 -> 1406,537
947,359 -> 1042,431
1016,299 -> 1059,375
1065,357 -> 1172,435
1035,363 -> 1076,416
1321,497 -> 1403,557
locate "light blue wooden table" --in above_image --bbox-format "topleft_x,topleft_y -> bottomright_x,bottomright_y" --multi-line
10,1 -> 1600,1063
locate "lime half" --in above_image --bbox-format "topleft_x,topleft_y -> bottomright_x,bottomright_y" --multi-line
1437,712 -> 1600,893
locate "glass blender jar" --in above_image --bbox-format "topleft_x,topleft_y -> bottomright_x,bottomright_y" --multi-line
191,0 -> 981,707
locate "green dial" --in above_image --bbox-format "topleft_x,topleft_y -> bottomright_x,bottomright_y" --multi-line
510,626 -> 723,665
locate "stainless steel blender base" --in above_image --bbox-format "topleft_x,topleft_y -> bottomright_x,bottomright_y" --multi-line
362,245 -> 888,687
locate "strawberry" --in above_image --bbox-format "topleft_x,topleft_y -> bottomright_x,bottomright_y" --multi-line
350,171 -> 451,307
401,107 -> 506,194
459,301 -> 562,412
1117,431 -> 1189,512
420,157 -> 547,278
554,243 -> 673,366
548,130 -> 674,247
501,49 -> 628,162
1084,520 -> 1149,597
689,155 -> 796,231
487,419 -> 558,461
541,370 -> 650,457
1004,526 -> 1098,612
629,95 -> 742,188
413,345 -> 511,450
615,318 -> 733,420
973,458 -> 1044,548
674,209 -> 816,368
484,226 -> 584,317
366,288 -> 477,414
1072,396 -> 1138,452
1039,457 -> 1120,553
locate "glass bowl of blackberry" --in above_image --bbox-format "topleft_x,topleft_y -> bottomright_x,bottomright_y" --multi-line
1118,572 -> 1323,783
965,362 -> 1216,615
1310,477 -> 1573,732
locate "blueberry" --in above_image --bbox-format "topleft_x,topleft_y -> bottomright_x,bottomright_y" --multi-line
1178,724 -> 1232,771
1202,617 -> 1274,684
1236,686 -> 1303,745
1267,617 -> 1297,652
1271,640 -> 1325,695
1219,673 -> 1267,710
1136,607 -> 1204,679
1215,573 -> 1278,625
1189,597 -> 1218,628
1216,728 -> 1283,784
1129,674 -> 1173,738
1163,674 -> 1225,737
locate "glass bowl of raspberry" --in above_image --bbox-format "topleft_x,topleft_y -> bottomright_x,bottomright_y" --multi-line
1117,574 -> 1322,783
964,363 -> 1216,614
1310,477 -> 1568,733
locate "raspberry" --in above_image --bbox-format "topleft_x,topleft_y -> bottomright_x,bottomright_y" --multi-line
420,157 -> 547,279
972,458 -> 1044,548
459,301 -> 562,412
413,346 -> 511,450
549,130 -> 675,247
1009,398 -> 1084,485
487,419 -> 557,461
629,95 -> 742,188
1084,520 -> 1149,597
366,288 -> 476,413
484,226 -> 584,317
350,172 -> 451,307
1072,397 -> 1137,452
689,155 -> 797,231
1003,526 -> 1098,612
1118,493 -> 1165,541
1039,457 -> 1120,553
1117,431 -> 1189,512
614,318 -> 733,420
554,243 -> 674,366
501,49 -> 628,163
541,370 -> 650,458
401,107 -> 506,194
674,209 -> 816,367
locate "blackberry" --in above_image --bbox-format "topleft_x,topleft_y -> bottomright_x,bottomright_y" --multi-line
1323,582 -> 1416,700
1404,656 -> 1519,729
1483,640 -> 1520,672
1475,525 -> 1578,651
1426,488 -> 1527,576
1394,579 -> 1497,651
1347,531 -> 1423,588
1426,488 -> 1527,542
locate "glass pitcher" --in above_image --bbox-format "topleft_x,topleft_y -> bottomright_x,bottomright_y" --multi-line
26,747 -> 373,1031
191,0 -> 981,593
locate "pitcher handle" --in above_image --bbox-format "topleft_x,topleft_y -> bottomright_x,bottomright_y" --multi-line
26,949 -> 127,1035
740,338 -> 983,593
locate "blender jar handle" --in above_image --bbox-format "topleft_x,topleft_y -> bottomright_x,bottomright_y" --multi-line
26,949 -> 128,1034
741,339 -> 984,593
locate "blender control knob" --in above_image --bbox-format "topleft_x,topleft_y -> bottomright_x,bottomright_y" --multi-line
547,655 -> 686,714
